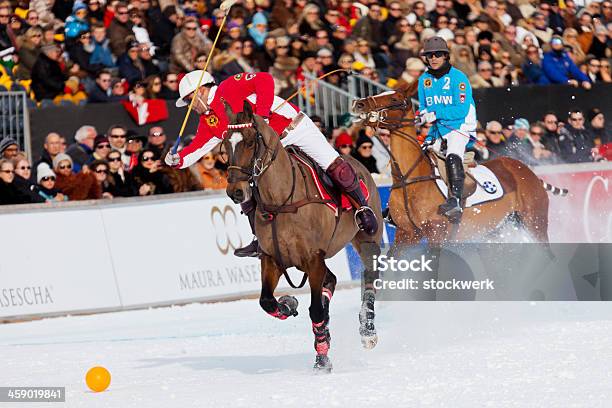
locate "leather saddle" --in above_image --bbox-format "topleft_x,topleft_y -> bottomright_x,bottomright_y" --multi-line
285,145 -> 343,206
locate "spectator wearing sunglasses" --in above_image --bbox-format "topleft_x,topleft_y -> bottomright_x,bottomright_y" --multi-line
158,72 -> 180,100
0,159 -> 27,205
131,149 -> 173,195
106,149 -> 141,197
12,156 -> 45,203
90,159 -> 114,198
35,163 -> 67,202
351,132 -> 378,174
92,135 -> 112,161
107,124 -> 130,167
53,153 -> 102,200
557,110 -> 594,163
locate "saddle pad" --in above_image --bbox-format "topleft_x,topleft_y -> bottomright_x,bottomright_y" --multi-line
291,153 -> 369,215
434,164 -> 504,208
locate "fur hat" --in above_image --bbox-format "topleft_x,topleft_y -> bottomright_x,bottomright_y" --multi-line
273,56 -> 299,71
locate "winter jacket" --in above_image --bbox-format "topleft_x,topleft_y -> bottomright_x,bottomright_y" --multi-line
557,125 -> 593,163
169,31 -> 209,73
88,83 -> 128,103
521,60 -> 550,85
15,45 -> 40,80
65,143 -> 94,173
351,150 -> 378,174
55,172 -> 102,200
31,53 -> 65,101
194,163 -> 227,190
542,50 -> 590,84
0,179 -> 29,205
106,171 -> 138,197
69,43 -> 105,76
13,175 -> 45,203
64,15 -> 89,39
131,165 -> 174,195
108,19 -> 134,57
91,38 -> 115,67
117,53 -> 145,86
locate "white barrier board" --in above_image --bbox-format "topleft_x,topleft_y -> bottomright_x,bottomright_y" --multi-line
0,209 -> 121,318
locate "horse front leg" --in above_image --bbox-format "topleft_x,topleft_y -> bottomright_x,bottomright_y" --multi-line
306,253 -> 333,373
260,255 -> 298,320
352,236 -> 381,349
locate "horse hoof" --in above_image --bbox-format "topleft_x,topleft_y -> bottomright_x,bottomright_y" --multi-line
313,355 -> 333,373
278,295 -> 299,317
361,334 -> 378,349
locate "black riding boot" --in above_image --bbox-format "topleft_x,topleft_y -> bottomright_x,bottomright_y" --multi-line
438,153 -> 465,223
327,157 -> 378,235
234,199 -> 261,258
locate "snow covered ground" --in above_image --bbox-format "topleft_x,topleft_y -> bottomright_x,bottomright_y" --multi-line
1,288 -> 612,408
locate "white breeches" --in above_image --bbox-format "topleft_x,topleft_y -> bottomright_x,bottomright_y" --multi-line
280,115 -> 339,170
433,130 -> 470,158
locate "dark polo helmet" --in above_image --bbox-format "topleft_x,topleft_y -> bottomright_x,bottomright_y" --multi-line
421,36 -> 450,55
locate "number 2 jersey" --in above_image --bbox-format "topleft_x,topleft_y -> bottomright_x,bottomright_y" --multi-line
417,66 -> 477,139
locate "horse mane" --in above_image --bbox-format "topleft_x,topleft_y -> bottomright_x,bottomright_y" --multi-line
397,80 -> 418,98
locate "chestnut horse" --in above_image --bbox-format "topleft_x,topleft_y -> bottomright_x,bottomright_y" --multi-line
352,83 -> 567,246
221,100 -> 383,373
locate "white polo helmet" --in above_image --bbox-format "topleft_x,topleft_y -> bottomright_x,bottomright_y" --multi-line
176,70 -> 216,108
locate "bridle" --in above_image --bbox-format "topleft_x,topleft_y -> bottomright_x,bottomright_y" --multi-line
354,94 -> 416,130
353,90 -> 439,235
225,122 -> 282,186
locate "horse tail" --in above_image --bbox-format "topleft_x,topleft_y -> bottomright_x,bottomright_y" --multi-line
540,179 -> 569,196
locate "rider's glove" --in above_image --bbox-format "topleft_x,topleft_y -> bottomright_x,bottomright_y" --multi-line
423,111 -> 437,124
164,151 -> 181,168
423,135 -> 436,147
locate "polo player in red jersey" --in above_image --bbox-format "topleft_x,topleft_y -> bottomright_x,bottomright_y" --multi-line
165,70 -> 378,257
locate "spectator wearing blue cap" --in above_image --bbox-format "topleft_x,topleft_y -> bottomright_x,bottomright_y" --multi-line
505,118 -> 538,165
542,35 -> 591,89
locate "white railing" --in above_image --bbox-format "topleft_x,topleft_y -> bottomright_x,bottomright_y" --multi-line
0,91 -> 31,159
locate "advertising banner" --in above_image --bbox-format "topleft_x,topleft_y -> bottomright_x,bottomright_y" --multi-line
0,209 -> 121,319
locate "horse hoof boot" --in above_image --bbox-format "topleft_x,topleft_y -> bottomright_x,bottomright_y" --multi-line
359,290 -> 377,349
233,239 -> 261,258
313,355 -> 333,373
278,295 -> 299,317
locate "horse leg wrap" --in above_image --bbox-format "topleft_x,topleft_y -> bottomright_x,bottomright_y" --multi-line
359,289 -> 376,337
312,318 -> 331,356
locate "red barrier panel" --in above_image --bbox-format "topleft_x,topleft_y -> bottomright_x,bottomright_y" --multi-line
536,162 -> 612,243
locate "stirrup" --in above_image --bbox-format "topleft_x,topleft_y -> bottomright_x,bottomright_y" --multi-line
233,238 -> 261,258
354,206 -> 374,226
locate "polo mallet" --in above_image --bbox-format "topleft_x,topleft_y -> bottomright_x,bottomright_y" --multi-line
172,0 -> 237,154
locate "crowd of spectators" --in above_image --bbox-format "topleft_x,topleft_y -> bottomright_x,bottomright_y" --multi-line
0,104 -> 610,205
0,0 -> 610,107
0,124 -> 229,204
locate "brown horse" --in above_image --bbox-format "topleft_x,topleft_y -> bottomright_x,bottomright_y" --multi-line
221,100 -> 383,372
352,83 -> 567,246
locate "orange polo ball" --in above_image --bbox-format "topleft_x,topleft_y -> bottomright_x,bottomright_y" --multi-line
85,366 -> 111,392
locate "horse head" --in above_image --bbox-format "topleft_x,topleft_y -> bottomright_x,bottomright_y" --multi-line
351,81 -> 418,130
222,99 -> 278,204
